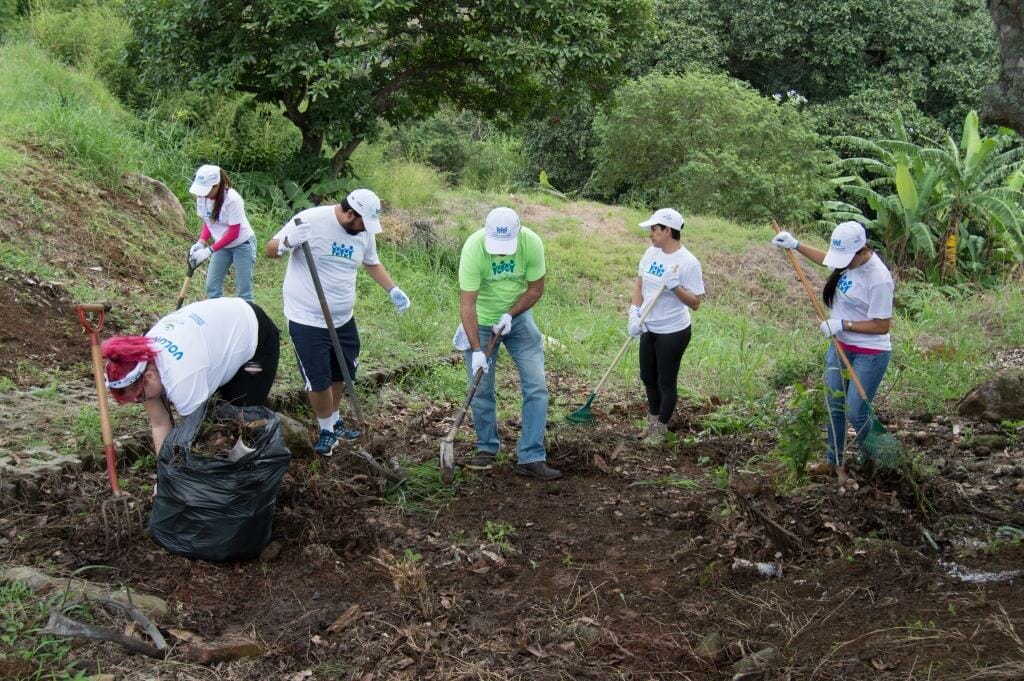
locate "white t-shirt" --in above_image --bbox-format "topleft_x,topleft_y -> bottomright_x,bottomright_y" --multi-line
273,205 -> 381,328
195,188 -> 255,249
146,298 -> 258,416
638,245 -> 705,334
829,254 -> 894,351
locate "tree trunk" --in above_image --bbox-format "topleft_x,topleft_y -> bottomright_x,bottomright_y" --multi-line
983,0 -> 1024,133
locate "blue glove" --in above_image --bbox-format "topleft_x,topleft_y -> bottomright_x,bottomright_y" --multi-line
389,286 -> 411,314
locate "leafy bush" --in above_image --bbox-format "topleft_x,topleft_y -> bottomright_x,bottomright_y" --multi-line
519,97 -> 599,196
591,72 -> 832,223
0,0 -> 18,38
774,382 -> 829,484
29,2 -> 133,94
824,111 -> 1024,280
144,90 -> 302,173
385,110 -> 525,192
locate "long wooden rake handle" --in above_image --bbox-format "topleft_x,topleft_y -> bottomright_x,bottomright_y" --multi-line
588,265 -> 680,398
444,331 -> 501,442
771,220 -> 869,401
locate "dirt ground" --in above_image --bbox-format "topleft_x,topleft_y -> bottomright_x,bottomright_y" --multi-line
2,379 -> 1023,681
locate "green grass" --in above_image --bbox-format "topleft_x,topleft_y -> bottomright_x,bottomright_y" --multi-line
0,581 -> 91,681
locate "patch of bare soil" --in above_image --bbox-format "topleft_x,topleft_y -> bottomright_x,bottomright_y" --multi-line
0,269 -> 97,381
2,380 -> 1023,680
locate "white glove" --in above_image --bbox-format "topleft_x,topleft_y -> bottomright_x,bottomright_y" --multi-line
189,241 -> 206,257
492,313 -> 512,336
189,247 -> 212,267
628,304 -> 644,338
819,319 -> 843,337
660,270 -> 681,290
284,222 -> 312,248
389,287 -> 411,314
471,350 -> 489,376
771,231 -> 800,250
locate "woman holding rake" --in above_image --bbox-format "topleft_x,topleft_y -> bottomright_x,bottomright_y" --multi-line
771,221 -> 895,478
629,208 -> 705,442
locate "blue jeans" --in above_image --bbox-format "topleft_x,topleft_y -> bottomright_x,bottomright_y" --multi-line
824,344 -> 891,465
206,236 -> 256,301
464,310 -> 548,464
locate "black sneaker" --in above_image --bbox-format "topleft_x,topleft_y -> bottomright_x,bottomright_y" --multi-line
514,461 -> 563,480
466,452 -> 497,469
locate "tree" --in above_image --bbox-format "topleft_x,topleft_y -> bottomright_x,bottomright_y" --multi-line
125,0 -> 650,178
983,0 -> 1024,132
591,72 -> 832,224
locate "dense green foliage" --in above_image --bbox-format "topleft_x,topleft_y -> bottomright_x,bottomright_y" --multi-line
591,72 -> 832,223
824,111 -> 1024,279
125,0 -> 651,177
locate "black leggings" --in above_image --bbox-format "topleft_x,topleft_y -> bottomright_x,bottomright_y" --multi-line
218,302 -> 281,407
638,326 -> 692,424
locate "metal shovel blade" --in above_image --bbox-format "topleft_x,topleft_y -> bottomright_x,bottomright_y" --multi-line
439,438 -> 455,485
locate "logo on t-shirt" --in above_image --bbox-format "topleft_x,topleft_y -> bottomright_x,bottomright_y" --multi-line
150,336 -> 184,360
646,261 -> 666,277
332,242 -> 355,259
837,273 -> 853,295
491,260 -> 516,276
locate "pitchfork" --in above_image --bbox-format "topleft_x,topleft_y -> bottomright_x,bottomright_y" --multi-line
76,303 -> 143,547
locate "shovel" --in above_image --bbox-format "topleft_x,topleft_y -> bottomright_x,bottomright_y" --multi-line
175,251 -> 206,311
770,220 -> 904,469
296,220 -> 404,483
566,265 -> 679,425
76,303 -> 142,547
439,331 -> 501,485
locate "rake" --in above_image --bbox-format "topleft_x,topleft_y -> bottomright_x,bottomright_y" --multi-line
770,220 -> 904,469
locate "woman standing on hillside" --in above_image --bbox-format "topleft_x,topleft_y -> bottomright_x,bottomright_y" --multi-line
628,208 -> 705,442
771,221 -> 894,477
186,164 -> 257,301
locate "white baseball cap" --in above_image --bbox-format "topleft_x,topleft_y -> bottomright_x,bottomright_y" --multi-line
639,208 -> 684,232
346,188 -> 382,234
484,207 -> 521,255
823,221 -> 867,268
188,164 -> 221,196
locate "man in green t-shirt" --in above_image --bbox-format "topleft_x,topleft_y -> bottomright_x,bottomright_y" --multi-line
457,207 -> 561,480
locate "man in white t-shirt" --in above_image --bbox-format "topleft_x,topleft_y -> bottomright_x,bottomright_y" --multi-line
265,189 -> 411,456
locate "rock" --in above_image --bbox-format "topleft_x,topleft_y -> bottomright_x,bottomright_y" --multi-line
181,638 -> 262,665
1016,481 -> 1024,495
2,566 -> 170,622
913,431 -> 932,446
957,370 -> 1024,422
277,412 -> 313,459
974,445 -> 992,458
696,631 -> 725,662
121,172 -> 186,234
260,540 -> 283,562
732,647 -> 777,674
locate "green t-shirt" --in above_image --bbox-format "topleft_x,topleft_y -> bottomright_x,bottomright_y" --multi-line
458,226 -> 546,325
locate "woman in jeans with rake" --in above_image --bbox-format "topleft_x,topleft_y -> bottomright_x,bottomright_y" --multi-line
772,221 -> 894,479
186,164 -> 257,301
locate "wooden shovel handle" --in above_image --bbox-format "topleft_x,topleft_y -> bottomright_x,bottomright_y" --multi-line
771,220 -> 869,401
445,331 -> 502,441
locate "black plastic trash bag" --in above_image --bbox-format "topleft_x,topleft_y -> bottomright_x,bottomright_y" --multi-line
149,401 -> 291,562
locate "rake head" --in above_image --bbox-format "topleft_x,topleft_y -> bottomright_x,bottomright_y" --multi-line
565,393 -> 597,425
